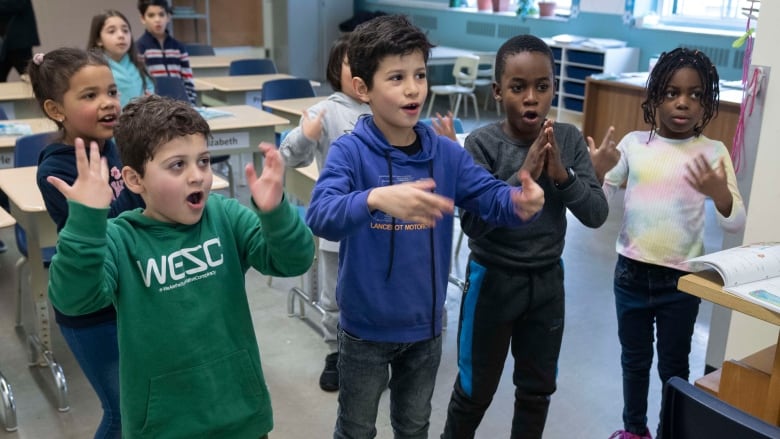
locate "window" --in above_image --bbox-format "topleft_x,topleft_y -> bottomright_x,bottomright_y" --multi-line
655,0 -> 758,30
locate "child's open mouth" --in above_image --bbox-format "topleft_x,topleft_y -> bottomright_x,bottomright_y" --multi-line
521,111 -> 540,123
99,114 -> 117,124
186,191 -> 205,206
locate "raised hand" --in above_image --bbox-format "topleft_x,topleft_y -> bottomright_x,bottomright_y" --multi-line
520,119 -> 552,180
367,179 -> 454,227
512,169 -> 545,221
684,154 -> 733,216
301,107 -> 326,142
587,125 -> 619,184
46,138 -> 112,209
246,142 -> 285,212
543,122 -> 569,185
431,111 -> 458,141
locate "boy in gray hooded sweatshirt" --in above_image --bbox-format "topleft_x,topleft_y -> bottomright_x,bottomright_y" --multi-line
279,34 -> 370,392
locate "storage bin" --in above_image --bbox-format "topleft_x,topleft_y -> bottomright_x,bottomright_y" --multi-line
554,63 -> 561,76
563,81 -> 585,96
551,47 -> 562,61
551,94 -> 559,107
563,97 -> 583,112
567,50 -> 604,66
566,65 -> 601,80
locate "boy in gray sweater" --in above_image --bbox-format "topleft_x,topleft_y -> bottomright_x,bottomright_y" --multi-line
279,35 -> 370,392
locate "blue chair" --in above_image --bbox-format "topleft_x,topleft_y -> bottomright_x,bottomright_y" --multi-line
184,43 -> 215,56
419,117 -> 465,134
0,106 -> 8,120
229,58 -> 277,76
154,76 -> 190,103
14,131 -> 58,326
660,376 -> 780,439
260,78 -> 316,112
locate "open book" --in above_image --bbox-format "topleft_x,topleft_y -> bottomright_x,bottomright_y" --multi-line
686,243 -> 780,313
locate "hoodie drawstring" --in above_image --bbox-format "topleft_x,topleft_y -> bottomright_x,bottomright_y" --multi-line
385,151 -> 395,281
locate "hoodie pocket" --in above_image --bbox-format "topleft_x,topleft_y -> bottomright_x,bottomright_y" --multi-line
140,349 -> 269,438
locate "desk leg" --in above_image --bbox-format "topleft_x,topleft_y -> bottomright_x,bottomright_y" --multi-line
0,370 -> 17,432
23,221 -> 70,412
764,330 -> 780,425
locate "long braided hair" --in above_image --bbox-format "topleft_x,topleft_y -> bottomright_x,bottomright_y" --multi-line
641,47 -> 720,138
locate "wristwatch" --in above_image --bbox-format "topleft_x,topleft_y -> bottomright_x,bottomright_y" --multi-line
555,167 -> 577,190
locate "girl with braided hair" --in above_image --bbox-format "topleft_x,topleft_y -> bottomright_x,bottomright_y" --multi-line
604,48 -> 746,439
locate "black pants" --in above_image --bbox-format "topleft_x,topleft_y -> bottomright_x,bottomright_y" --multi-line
442,257 -> 565,439
0,47 -> 33,82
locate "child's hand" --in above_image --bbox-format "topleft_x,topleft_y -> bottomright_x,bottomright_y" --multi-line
46,138 -> 112,209
520,119 -> 552,180
301,107 -> 325,142
431,111 -> 457,141
685,155 -> 733,216
367,179 -> 454,227
512,169 -> 545,221
246,142 -> 285,212
543,123 -> 569,185
587,126 -> 619,184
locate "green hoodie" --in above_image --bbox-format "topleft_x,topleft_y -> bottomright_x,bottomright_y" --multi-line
49,194 -> 314,438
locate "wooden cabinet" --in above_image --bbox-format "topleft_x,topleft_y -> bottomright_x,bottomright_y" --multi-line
582,77 -> 742,150
544,40 -> 639,115
171,0 -> 211,45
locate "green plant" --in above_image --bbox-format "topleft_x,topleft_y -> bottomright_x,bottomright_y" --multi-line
516,0 -> 538,17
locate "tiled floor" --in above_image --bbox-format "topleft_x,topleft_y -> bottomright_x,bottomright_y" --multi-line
0,100 -> 719,438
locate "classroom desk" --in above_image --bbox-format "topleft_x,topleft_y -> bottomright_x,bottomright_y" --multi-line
0,118 -> 57,168
0,166 -> 228,412
205,104 -> 289,171
189,54 -> 247,77
429,46 -> 479,66
678,271 -> 780,425
582,75 -> 742,149
262,96 -> 328,132
0,81 -> 39,119
0,206 -> 14,228
194,74 -> 321,107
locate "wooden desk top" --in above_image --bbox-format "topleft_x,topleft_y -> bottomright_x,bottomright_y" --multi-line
0,81 -> 35,101
679,271 -> 780,326
262,96 -> 327,116
585,75 -> 742,107
0,118 -> 57,148
0,166 -> 230,214
194,74 -> 316,93
0,206 -> 15,227
207,104 -> 289,130
188,55 -> 247,69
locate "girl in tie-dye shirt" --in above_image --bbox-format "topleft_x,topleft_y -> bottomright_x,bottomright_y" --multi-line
603,48 -> 746,439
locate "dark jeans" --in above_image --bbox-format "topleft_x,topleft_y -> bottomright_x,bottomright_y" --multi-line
59,320 -> 121,439
334,329 -> 442,439
614,255 -> 700,436
442,258 -> 565,439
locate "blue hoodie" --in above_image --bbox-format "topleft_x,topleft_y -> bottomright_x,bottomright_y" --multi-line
306,116 -> 533,343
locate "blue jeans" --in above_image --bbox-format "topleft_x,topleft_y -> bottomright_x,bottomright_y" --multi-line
335,329 -> 442,439
614,255 -> 700,436
59,321 -> 121,439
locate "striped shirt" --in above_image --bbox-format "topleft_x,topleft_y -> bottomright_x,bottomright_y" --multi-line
136,30 -> 197,105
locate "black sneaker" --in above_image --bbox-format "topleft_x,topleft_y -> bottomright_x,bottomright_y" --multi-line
319,352 -> 339,392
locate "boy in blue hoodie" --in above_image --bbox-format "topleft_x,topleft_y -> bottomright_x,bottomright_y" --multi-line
305,14 -> 545,439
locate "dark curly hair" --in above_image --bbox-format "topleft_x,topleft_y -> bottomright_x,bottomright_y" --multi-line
642,47 -> 719,138
115,94 -> 210,175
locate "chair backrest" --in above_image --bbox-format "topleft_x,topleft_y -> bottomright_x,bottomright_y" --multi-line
0,106 -> 8,120
184,43 -> 216,56
229,58 -> 277,76
14,131 -> 58,260
419,117 -> 465,134
451,55 -> 480,89
154,76 -> 190,103
659,377 -> 780,439
475,53 -> 496,79
260,78 -> 316,111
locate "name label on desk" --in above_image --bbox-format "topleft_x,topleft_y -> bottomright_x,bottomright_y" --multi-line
245,91 -> 262,109
0,152 -> 12,169
208,132 -> 249,151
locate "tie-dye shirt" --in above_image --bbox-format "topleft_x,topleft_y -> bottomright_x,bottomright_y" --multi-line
603,131 -> 746,270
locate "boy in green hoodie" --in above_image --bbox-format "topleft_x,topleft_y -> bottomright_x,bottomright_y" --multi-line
47,94 -> 315,439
